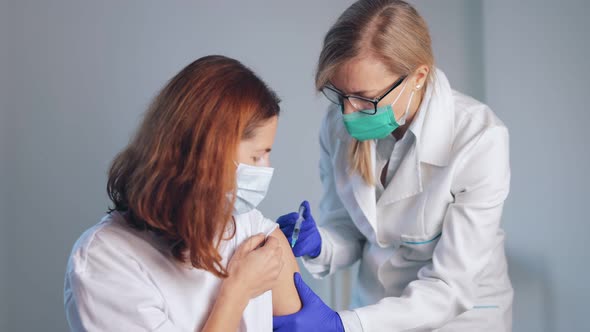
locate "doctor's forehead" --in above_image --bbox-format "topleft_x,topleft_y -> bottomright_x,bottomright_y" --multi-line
331,57 -> 396,95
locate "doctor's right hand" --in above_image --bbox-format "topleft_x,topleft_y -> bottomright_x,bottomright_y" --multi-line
224,233 -> 284,300
277,201 -> 322,258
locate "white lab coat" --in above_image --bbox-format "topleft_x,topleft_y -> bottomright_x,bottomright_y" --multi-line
303,69 -> 513,331
64,209 -> 277,332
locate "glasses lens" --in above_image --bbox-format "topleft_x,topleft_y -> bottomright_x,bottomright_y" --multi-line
349,97 -> 376,114
321,87 -> 343,105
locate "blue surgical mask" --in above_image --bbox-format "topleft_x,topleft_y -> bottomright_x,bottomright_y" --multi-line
232,162 -> 274,215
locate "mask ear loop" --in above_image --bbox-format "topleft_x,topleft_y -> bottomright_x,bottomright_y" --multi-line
389,78 -> 413,126
390,78 -> 409,108
397,89 -> 415,126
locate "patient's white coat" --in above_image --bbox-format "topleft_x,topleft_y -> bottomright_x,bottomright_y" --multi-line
64,210 -> 277,332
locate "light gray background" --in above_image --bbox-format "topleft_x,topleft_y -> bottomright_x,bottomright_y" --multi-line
0,1 -> 9,330
1,0 -> 588,331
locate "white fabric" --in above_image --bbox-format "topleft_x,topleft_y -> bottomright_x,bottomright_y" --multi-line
374,129 -> 414,201
339,309 -> 364,332
64,209 -> 278,332
303,69 -> 513,331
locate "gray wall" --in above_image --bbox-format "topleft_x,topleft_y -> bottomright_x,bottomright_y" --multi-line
410,0 -> 485,100
1,0 -> 588,331
483,1 -> 590,331
0,0 -> 345,330
0,0 -> 11,329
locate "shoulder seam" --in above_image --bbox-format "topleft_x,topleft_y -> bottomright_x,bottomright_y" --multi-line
73,221 -> 112,275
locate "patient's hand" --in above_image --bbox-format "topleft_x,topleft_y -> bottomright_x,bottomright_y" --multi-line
224,233 -> 284,300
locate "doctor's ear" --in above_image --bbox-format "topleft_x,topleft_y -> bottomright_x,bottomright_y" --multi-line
412,65 -> 430,90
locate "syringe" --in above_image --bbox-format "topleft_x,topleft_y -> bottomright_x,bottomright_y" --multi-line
290,204 -> 306,248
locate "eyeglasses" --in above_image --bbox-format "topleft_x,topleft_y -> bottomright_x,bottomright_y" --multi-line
321,75 -> 407,115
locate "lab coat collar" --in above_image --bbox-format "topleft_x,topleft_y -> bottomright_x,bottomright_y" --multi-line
332,137 -> 378,242
337,69 -> 455,235
376,69 -> 454,207
417,68 -> 455,167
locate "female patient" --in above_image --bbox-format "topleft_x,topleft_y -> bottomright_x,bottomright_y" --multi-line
64,55 -> 301,331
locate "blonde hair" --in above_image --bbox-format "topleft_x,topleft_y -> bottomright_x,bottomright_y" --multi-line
316,0 -> 434,184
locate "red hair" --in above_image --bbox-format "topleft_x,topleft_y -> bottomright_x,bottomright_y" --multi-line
107,55 -> 280,277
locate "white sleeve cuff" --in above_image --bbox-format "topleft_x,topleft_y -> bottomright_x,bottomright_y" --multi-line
338,310 -> 364,332
301,228 -> 333,278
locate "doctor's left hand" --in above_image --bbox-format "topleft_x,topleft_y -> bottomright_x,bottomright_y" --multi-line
273,272 -> 344,332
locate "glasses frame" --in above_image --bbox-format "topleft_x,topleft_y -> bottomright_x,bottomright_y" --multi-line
322,75 -> 408,115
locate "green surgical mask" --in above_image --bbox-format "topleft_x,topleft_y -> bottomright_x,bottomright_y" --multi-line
342,80 -> 414,141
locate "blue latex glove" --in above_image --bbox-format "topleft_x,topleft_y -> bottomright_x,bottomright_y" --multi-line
273,272 -> 344,332
276,201 -> 322,258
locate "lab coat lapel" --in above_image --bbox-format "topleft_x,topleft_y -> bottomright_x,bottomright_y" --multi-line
377,143 -> 422,206
419,69 -> 455,168
333,137 -> 378,237
377,68 -> 455,206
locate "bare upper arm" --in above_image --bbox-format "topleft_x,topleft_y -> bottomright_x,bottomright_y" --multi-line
268,228 -> 302,316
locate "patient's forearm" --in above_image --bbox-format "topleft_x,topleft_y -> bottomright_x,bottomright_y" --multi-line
201,281 -> 248,332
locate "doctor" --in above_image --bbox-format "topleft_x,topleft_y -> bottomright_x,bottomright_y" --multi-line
274,0 -> 513,331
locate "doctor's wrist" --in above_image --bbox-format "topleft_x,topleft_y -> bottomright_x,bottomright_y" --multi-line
309,239 -> 322,258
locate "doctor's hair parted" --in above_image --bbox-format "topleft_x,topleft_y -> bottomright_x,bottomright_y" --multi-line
106,55 -> 281,278
316,0 -> 434,184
